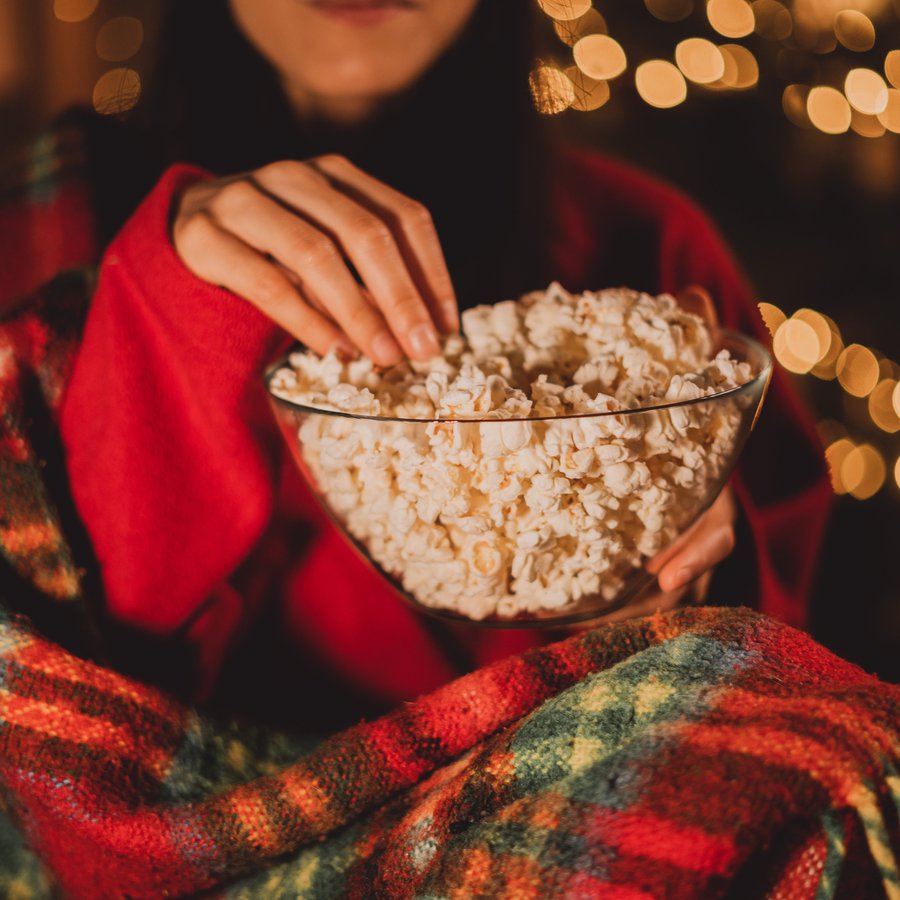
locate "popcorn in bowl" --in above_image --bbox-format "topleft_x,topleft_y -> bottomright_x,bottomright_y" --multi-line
267,283 -> 769,623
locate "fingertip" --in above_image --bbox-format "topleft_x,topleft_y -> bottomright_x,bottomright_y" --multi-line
408,323 -> 440,360
660,566 -> 693,593
371,331 -> 403,367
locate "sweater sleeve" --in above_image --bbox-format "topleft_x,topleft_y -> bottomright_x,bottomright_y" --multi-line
656,202 -> 833,629
59,165 -> 292,683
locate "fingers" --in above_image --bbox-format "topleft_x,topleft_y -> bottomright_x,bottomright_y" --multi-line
309,154 -> 460,335
676,284 -> 719,328
174,210 -> 355,358
656,499 -> 736,593
253,160 -> 442,361
207,179 -> 405,366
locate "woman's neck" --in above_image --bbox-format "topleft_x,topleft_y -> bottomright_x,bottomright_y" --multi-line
282,79 -> 384,128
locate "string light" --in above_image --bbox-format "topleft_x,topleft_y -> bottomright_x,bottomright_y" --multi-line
95,16 -> 144,63
645,0 -> 694,23
54,0 -> 98,23
868,379 -> 900,433
676,38 -> 726,84
92,67 -> 141,115
573,34 -> 627,80
537,0 -> 592,21
707,0 -> 755,39
564,66 -> 611,110
877,89 -> 900,132
833,10 -> 876,53
836,344 -> 880,397
752,0 -> 793,41
553,9 -> 607,47
635,60 -> 688,107
528,65 -> 575,114
886,51 -> 900,90
845,68 -> 889,115
807,86 -> 852,133
841,443 -> 886,500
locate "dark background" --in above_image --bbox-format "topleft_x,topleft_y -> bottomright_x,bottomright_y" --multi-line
2,0 -> 897,680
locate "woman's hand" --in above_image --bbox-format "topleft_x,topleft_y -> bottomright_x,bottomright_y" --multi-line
594,283 -> 735,624
172,155 -> 459,366
598,486 -> 738,623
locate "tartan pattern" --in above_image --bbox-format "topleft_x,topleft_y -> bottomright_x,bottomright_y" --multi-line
0,124 -> 898,899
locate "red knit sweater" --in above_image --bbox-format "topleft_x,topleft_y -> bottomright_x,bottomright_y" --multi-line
57,145 -> 832,706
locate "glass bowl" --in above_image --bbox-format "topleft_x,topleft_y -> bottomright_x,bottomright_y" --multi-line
265,330 -> 772,628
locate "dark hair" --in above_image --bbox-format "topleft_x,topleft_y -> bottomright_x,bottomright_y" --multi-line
119,0 -> 555,308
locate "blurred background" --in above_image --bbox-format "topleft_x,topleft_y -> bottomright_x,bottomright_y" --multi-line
1,0 -> 897,678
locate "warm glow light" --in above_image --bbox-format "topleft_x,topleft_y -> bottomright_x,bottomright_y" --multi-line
92,67 -> 141,115
807,86 -> 851,134
715,44 -> 759,89
676,38 -> 725,84
96,16 -> 144,63
554,9 -> 607,46
810,313 -> 843,380
868,379 -> 900,433
707,0 -> 755,38
833,9 -> 876,53
573,34 -> 627,80
886,51 -> 900,90
895,455 -> 900,490
529,66 -> 575,115
635,60 -> 688,108
841,443 -> 886,500
845,68 -> 888,116
564,66 -> 611,110
792,309 -> 833,363
893,379 -> 900,417
54,0 -> 98,23
836,344 -> 880,397
645,0 -> 694,22
773,318 -> 820,373
825,437 -> 855,494
877,89 -> 900,133
850,109 -> 887,138
538,0 -> 592,21
752,0 -> 792,40
783,84 -> 811,127
757,302 -> 786,337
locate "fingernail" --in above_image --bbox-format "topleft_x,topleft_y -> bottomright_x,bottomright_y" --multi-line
667,567 -> 693,592
330,339 -> 358,361
409,323 -> 440,359
371,331 -> 402,366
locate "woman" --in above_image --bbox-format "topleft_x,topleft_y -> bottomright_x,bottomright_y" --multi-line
12,0 -> 830,724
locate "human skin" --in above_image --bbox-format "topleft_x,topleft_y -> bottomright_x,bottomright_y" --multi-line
171,0 -> 736,609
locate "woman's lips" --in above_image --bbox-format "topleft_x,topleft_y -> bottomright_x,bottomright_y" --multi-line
308,0 -> 417,27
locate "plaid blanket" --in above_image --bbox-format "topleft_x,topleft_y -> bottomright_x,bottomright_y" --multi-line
1,126 -> 899,899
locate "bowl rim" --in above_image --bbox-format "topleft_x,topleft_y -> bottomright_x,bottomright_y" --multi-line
264,327 -> 773,425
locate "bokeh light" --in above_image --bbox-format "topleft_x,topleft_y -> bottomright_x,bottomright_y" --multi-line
707,0 -> 755,38
836,344 -> 880,397
868,379 -> 900,433
529,66 -> 575,115
757,301 -> 786,336
635,60 -> 688,108
573,34 -> 627,80
886,50 -> 900,90
554,9 -> 607,46
783,84 -> 812,127
877,89 -> 900,133
773,317 -> 820,373
833,9 -> 876,52
92,67 -> 141,115
95,16 -> 144,63
850,108 -> 887,137
895,456 -> 900,490
537,0 -> 592,21
715,44 -> 760,89
807,86 -> 851,134
841,443 -> 886,499
676,39 -> 726,84
645,0 -> 694,22
752,0 -> 793,40
825,437 -> 856,493
845,68 -> 889,115
564,66 -> 611,111
54,0 -> 98,23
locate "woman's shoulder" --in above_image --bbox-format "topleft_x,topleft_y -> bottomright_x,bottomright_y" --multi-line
552,141 -> 714,229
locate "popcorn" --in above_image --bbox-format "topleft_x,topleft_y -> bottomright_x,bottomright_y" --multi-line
270,284 -> 756,620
